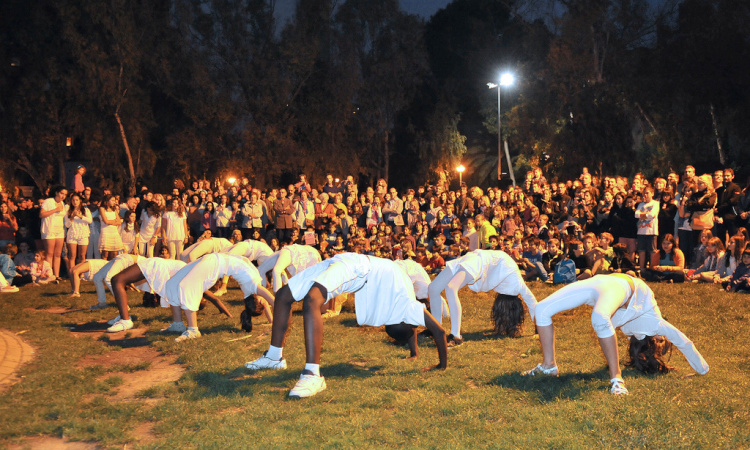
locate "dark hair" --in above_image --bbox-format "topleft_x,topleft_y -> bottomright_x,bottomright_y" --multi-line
626,335 -> 674,374
240,295 -> 264,332
384,322 -> 416,345
490,293 -> 524,337
658,234 -> 677,259
142,292 -> 159,308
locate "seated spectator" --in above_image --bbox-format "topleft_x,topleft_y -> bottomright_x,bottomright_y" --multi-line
542,238 -> 564,277
609,243 -> 636,275
714,235 -> 744,287
576,233 -> 605,280
689,237 -> 725,282
13,242 -> 34,278
725,247 -> 750,293
521,237 -> 548,281
30,249 -> 56,285
641,234 -> 685,283
690,229 -> 713,269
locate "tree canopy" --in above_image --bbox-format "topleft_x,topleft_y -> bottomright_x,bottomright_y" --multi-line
1,0 -> 747,195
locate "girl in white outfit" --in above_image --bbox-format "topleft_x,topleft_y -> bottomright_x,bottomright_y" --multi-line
40,185 -> 69,278
523,274 -> 709,395
138,201 -> 162,258
165,253 -> 274,342
257,244 -> 322,293
427,249 -> 538,345
64,193 -> 92,269
98,194 -> 123,260
161,197 -> 189,261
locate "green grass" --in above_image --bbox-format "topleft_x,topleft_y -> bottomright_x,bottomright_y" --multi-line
0,279 -> 748,448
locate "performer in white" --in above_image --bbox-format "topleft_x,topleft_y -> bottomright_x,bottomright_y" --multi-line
245,253 -> 448,399
165,253 -> 274,342
68,258 -> 107,298
256,244 -> 321,293
179,235 -> 233,263
394,259 -> 449,316
522,274 -> 709,395
213,238 -> 274,296
427,250 -> 537,346
105,247 -> 188,333
89,254 -> 142,310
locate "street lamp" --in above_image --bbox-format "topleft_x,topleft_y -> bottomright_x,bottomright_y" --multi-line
227,177 -> 236,185
456,164 -> 465,186
488,72 -> 516,186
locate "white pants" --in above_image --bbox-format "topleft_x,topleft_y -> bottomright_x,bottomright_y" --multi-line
137,240 -> 155,258
534,277 -> 629,338
166,240 -> 184,261
427,266 -> 473,337
257,250 -> 291,293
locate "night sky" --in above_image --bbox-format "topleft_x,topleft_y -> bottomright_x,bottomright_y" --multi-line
274,0 -> 455,25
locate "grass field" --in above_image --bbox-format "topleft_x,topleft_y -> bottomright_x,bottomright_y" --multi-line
0,278 -> 748,448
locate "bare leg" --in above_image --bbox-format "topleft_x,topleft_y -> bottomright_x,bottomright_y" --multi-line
111,265 -> 146,321
537,324 -> 557,369
69,261 -> 90,294
171,305 -> 183,322
638,250 -> 647,272
184,309 -> 198,328
598,335 -> 622,379
269,285 -> 296,348
78,244 -> 88,264
43,239 -> 55,274
67,243 -> 78,274
302,284 -> 327,365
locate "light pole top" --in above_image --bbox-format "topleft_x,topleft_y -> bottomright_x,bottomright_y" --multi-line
456,165 -> 465,173
500,73 -> 514,86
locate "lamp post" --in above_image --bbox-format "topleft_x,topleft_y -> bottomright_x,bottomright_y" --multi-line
488,72 -> 515,185
227,177 -> 236,185
456,164 -> 465,186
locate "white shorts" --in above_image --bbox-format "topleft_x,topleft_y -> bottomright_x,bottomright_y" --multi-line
42,230 -> 65,240
67,236 -> 89,246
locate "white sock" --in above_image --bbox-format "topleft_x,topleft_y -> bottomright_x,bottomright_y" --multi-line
188,326 -> 198,332
304,363 -> 320,376
267,345 -> 283,360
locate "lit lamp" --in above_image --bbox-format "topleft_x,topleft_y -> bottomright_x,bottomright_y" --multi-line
456,164 -> 465,186
227,177 -> 236,185
487,72 -> 516,186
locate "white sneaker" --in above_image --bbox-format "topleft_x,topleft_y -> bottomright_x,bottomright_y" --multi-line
90,302 -> 107,310
160,322 -> 187,333
107,319 -> 134,333
0,285 -> 19,293
245,352 -> 287,370
107,315 -> 121,325
610,378 -> 629,395
289,373 -> 326,398
175,329 -> 201,342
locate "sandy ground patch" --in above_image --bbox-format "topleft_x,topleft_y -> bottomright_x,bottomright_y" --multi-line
6,436 -> 99,449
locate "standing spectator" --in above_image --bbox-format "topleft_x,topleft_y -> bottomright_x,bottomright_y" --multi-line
39,186 -> 69,279
214,194 -> 233,239
0,203 -> 18,249
636,187 -> 659,272
72,165 -> 86,193
715,168 -> 741,243
274,188 -> 294,244
685,174 -> 717,255
64,193 -> 92,269
99,194 -> 124,260
161,197 -> 189,260
138,201 -> 162,258
321,174 -> 340,202
119,211 -> 140,254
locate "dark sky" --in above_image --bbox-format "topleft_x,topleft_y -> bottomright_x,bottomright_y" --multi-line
274,0 -> 454,25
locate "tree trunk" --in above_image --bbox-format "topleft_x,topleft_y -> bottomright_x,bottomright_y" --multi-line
709,103 -> 727,165
114,111 -> 137,196
13,153 -> 48,194
384,129 -> 390,184
635,102 -> 668,154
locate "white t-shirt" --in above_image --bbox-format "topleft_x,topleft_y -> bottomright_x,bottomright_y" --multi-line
136,257 -> 186,299
226,240 -> 274,264
139,210 -> 161,240
40,198 -> 68,238
162,211 -> 187,241
636,199 -> 659,236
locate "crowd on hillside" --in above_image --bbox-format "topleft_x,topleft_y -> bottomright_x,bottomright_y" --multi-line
1,163 -> 750,294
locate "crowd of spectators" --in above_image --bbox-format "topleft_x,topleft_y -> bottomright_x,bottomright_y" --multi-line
1,164 -> 750,294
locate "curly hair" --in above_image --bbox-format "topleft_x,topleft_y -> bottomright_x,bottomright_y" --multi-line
239,295 -> 264,333
626,335 -> 674,374
490,293 -> 524,337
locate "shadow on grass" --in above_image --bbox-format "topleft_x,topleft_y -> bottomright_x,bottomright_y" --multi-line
491,370 -> 609,402
191,362 -> 378,398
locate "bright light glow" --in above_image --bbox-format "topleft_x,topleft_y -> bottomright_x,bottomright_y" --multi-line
500,73 -> 515,86
487,82 -> 498,89
456,165 -> 465,173
227,177 -> 236,184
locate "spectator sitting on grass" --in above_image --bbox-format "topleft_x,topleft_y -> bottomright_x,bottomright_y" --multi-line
30,249 -> 56,285
725,247 -> 750,292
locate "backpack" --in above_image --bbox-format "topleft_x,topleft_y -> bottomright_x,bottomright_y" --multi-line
552,258 -> 576,284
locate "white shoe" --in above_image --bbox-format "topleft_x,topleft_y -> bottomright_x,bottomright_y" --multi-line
107,315 -> 121,325
521,363 -> 559,377
289,372 -> 326,398
245,352 -> 287,370
175,329 -> 201,342
107,319 -> 133,333
0,285 -> 19,293
160,322 -> 187,333
90,302 -> 107,310
610,378 -> 629,395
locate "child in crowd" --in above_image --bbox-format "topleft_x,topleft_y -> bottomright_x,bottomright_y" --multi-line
30,250 -> 56,284
609,243 -> 637,276
726,248 -> 750,292
542,238 -> 564,277
598,232 -> 615,271
521,237 -> 547,281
